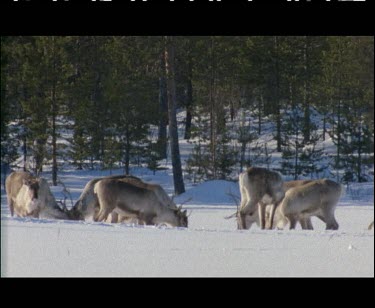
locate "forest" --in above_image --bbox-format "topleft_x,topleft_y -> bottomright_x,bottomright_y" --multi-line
1,36 -> 374,193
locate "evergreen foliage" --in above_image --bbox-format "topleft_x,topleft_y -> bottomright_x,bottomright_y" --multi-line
1,36 -> 373,184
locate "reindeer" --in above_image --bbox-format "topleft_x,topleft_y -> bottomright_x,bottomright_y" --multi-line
5,171 -> 70,219
238,167 -> 285,230
93,178 -> 188,227
368,221 -> 374,230
70,175 -> 177,223
240,179 -> 343,231
6,171 -> 36,217
273,180 -> 315,229
279,179 -> 342,230
238,179 -> 314,230
69,175 -> 142,221
118,177 -> 177,209
69,175 -> 125,221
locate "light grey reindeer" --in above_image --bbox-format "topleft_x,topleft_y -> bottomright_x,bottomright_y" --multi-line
70,175 -> 178,223
5,171 -> 70,219
93,178 -> 188,228
238,179 -> 343,231
237,179 -> 314,230
238,167 -> 285,230
278,179 -> 342,230
368,221 -> 374,230
109,176 -> 178,223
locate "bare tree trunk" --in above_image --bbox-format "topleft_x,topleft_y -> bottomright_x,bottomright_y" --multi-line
23,133 -> 27,172
258,94 -> 263,135
184,75 -> 193,140
124,124 -> 130,175
158,54 -> 168,158
303,36 -> 311,144
164,36 -> 185,195
51,37 -> 58,186
184,52 -> 193,140
210,37 -> 217,178
274,36 -> 282,153
51,85 -> 57,185
357,118 -> 362,182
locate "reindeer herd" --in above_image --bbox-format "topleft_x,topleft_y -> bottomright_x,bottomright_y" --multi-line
4,168 -> 374,231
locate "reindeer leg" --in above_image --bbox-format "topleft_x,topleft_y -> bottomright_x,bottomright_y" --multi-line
110,211 -> 119,223
95,207 -> 112,222
258,202 -> 266,230
239,197 -> 260,230
145,214 -> 156,226
300,218 -> 313,230
321,203 -> 339,230
269,204 -> 277,230
8,198 -> 14,217
325,218 -> 339,230
305,218 -> 314,230
268,198 -> 283,230
368,221 -> 374,230
288,216 -> 297,230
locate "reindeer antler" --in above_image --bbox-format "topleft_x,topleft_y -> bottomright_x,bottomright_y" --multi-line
177,197 -> 193,207
224,212 -> 238,220
57,178 -> 74,208
225,189 -> 240,220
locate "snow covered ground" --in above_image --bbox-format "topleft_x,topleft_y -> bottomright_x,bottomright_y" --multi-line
1,168 -> 374,277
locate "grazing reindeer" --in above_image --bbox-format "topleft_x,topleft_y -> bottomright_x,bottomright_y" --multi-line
109,177 -> 178,224
279,179 -> 342,230
5,171 -> 70,219
240,179 -> 315,230
274,180 -> 316,230
6,171 -> 36,217
70,175 -> 177,223
119,177 -> 177,209
69,175 -> 135,221
238,167 -> 285,230
94,178 -> 188,227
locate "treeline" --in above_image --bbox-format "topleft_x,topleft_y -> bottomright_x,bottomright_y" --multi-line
1,36 -> 374,186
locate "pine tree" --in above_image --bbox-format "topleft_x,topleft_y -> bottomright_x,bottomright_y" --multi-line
185,106 -> 210,183
157,53 -> 168,159
325,37 -> 374,182
281,107 -> 304,179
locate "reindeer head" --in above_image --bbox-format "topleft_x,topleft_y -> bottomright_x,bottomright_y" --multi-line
67,205 -> 84,220
175,206 -> 188,228
236,211 -> 259,230
22,178 -> 41,216
23,178 -> 39,200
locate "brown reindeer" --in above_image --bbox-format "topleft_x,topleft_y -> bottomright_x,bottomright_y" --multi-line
94,178 -> 188,227
238,167 -> 285,230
